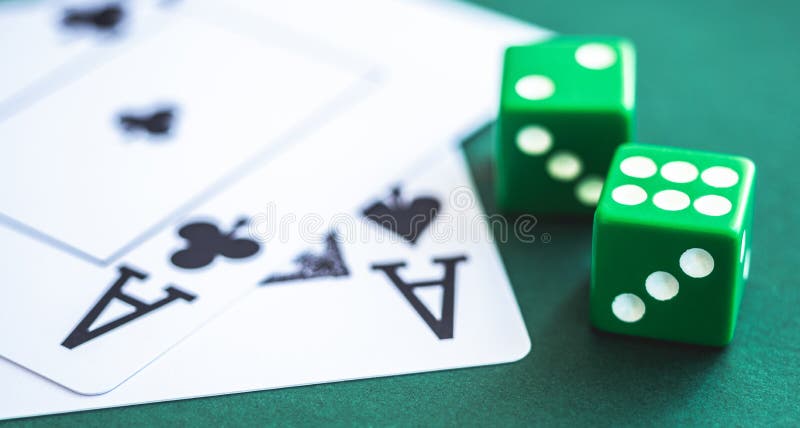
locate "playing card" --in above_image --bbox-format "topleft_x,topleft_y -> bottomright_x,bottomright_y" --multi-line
0,0 -> 543,396
0,146 -> 530,419
0,0 -> 544,394
0,7 -> 370,395
0,11 -> 365,261
0,0 -> 167,116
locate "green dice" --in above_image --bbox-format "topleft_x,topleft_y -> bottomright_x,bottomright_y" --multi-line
496,36 -> 636,214
591,143 -> 756,346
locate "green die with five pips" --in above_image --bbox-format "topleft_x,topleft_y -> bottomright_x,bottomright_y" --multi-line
591,143 -> 756,346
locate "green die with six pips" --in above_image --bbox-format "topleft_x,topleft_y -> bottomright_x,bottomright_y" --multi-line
495,35 -> 636,214
591,143 -> 756,346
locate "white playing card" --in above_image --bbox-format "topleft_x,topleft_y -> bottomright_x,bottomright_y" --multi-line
0,0 -> 544,397
0,0 -> 168,117
0,12 -> 365,261
0,147 -> 530,420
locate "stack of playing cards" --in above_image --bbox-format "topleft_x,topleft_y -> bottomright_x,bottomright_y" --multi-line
0,0 -> 547,419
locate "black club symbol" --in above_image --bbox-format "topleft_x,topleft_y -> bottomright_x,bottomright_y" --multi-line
118,107 -> 176,137
62,3 -> 125,33
170,218 -> 260,270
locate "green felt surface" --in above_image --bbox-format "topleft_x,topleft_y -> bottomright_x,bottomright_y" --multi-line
6,0 -> 800,425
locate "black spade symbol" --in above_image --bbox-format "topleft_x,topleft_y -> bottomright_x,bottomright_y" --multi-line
362,187 -> 440,245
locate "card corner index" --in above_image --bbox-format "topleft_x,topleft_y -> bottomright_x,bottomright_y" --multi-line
60,265 -> 196,350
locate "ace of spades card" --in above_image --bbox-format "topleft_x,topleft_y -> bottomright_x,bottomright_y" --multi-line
177,149 -> 531,395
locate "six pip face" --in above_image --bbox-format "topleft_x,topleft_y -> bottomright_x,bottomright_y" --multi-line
591,143 -> 756,346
